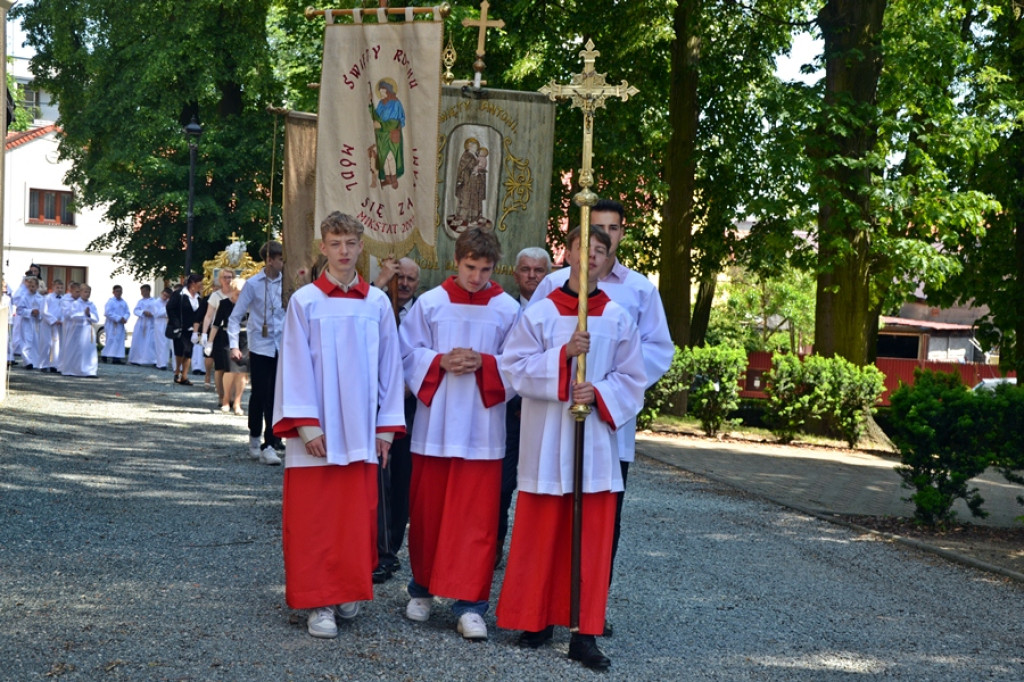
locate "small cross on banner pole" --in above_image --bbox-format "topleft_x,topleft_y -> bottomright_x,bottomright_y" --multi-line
538,38 -> 637,638
462,0 -> 504,89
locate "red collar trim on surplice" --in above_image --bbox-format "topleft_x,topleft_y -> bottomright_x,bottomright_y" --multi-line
441,276 -> 505,305
313,272 -> 371,299
548,287 -> 611,317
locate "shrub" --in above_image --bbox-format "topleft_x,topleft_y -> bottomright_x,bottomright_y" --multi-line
637,345 -> 686,431
679,345 -> 747,437
764,353 -> 809,443
890,370 -> 993,527
764,354 -> 885,447
825,357 -> 885,448
985,383 -> 1024,516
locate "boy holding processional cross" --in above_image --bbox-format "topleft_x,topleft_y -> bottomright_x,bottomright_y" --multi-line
496,226 -> 645,670
399,227 -> 520,641
271,211 -> 406,639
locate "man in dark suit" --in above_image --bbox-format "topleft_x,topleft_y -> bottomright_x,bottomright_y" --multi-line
373,257 -> 421,582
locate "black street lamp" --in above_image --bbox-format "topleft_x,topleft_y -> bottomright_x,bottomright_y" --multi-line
183,116 -> 202,276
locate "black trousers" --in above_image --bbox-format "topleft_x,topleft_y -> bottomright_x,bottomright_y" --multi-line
610,459 -> 630,586
377,395 -> 417,566
247,351 -> 278,447
497,395 -> 522,552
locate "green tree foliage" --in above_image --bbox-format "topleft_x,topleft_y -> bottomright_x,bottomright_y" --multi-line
13,0 -> 283,280
5,60 -> 35,132
800,1 -> 1005,365
934,5 -> 1024,376
636,345 -> 687,431
707,266 -> 816,353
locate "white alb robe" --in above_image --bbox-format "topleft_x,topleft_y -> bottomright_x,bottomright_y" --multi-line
500,288 -> 646,494
102,297 -> 130,359
400,277 -> 520,460
17,292 -> 45,367
153,297 -> 171,368
273,276 -> 407,468
127,297 -> 159,365
39,292 -> 64,370
530,263 -> 672,462
62,299 -> 99,377
57,295 -> 78,373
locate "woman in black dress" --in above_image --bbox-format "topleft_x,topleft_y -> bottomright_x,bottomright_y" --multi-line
209,277 -> 248,413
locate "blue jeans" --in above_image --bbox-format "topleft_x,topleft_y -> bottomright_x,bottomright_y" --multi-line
408,580 -> 488,617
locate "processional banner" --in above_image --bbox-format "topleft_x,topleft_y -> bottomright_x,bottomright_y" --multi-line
315,11 -> 442,263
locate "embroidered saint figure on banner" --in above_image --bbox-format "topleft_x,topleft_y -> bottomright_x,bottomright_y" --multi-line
371,78 -> 406,189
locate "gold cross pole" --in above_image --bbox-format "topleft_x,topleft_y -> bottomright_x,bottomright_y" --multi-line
540,39 -> 638,417
462,0 -> 504,89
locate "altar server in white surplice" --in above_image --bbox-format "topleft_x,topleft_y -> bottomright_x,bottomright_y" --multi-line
153,287 -> 172,370
102,285 -> 130,364
496,226 -> 645,671
63,285 -> 99,377
16,276 -> 45,369
57,283 -> 81,374
128,285 -> 159,366
272,211 -> 406,640
399,227 -> 519,642
40,279 -> 66,372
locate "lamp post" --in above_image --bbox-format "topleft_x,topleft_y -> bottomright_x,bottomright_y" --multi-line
183,116 -> 202,276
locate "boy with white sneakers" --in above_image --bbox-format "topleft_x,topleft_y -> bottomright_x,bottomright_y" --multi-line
272,211 -> 406,638
399,227 -> 519,641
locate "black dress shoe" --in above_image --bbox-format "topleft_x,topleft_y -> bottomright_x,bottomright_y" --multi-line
371,565 -> 393,584
518,626 -> 553,649
568,634 -> 611,671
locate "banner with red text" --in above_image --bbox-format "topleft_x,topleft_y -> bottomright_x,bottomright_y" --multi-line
315,15 -> 441,262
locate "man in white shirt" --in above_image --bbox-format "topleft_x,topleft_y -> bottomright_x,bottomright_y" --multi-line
229,241 -> 286,465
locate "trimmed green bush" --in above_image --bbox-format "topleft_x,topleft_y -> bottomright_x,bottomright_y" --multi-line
890,370 -> 992,527
637,345 -> 686,431
764,354 -> 885,447
679,345 -> 747,437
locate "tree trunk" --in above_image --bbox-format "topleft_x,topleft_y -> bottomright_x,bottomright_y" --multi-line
811,0 -> 887,365
660,0 -> 701,348
690,276 -> 716,347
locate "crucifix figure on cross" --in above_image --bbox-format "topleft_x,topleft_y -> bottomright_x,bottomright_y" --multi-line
462,0 -> 505,89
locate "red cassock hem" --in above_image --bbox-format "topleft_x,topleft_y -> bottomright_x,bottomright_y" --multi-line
475,353 -> 505,408
417,355 -> 445,406
495,491 -> 616,636
273,416 -> 320,440
408,454 -> 501,602
282,462 -> 378,609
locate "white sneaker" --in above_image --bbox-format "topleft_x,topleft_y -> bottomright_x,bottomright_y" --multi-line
457,612 -> 488,640
220,404 -> 230,413
336,601 -> 360,620
260,446 -> 282,466
307,607 -> 338,638
405,597 -> 433,622
248,437 -> 261,460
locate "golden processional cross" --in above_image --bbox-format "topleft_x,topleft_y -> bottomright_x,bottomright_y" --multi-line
462,0 -> 505,89
539,38 -> 638,409
538,38 -> 637,637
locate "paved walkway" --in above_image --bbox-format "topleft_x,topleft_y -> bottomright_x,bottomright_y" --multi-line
637,431 -> 1024,528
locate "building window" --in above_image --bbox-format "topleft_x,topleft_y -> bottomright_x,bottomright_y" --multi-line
20,87 -> 42,119
37,265 -> 88,293
28,189 -> 75,226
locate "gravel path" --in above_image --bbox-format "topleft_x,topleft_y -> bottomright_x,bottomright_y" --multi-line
2,364 -> 1023,680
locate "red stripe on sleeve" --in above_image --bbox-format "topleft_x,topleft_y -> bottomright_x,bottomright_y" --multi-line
417,354 -> 445,406
274,417 -> 321,440
475,354 -> 505,408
